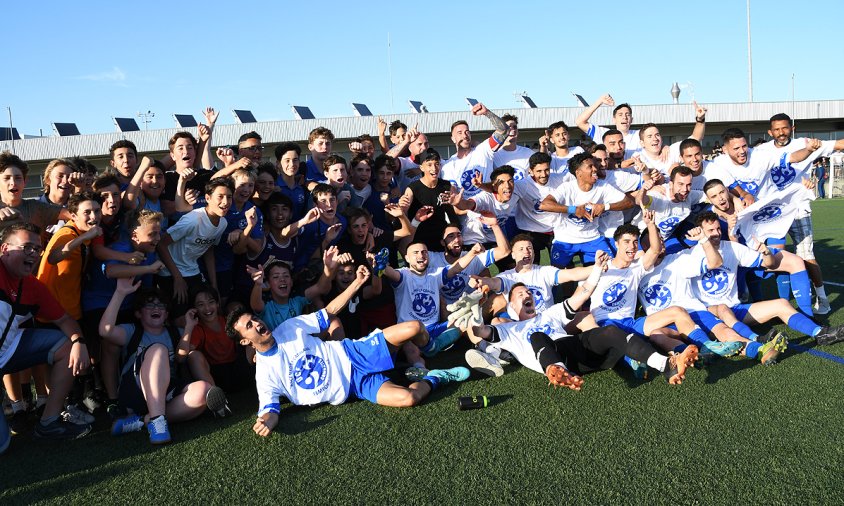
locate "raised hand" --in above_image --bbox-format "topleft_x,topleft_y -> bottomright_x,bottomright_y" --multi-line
203,107 -> 219,126
198,124 -> 211,143
68,171 -> 87,189
377,116 -> 387,135
185,308 -> 199,327
355,264 -> 371,284
471,102 -> 489,116
80,225 -> 103,241
216,147 -> 235,166
246,265 -> 264,285
414,205 -> 434,223
599,93 -> 615,107
324,223 -> 342,244
116,276 -> 141,295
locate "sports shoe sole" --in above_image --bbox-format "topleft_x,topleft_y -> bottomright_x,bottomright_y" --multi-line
464,349 -> 504,377
545,364 -> 583,391
759,332 -> 788,365
205,387 -> 230,418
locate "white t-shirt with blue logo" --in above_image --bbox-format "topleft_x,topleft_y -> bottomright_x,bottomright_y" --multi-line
462,191 -> 519,246
255,310 -> 351,415
497,265 -> 561,314
710,148 -> 788,199
692,241 -> 763,308
639,247 -> 710,315
636,141 -> 682,180
696,159 -> 736,192
441,137 -> 498,198
642,189 -> 706,240
493,145 -> 534,181
392,267 -> 448,326
428,250 -> 495,306
493,301 -> 574,374
755,138 -> 836,212
591,258 -> 653,322
551,180 -> 627,244
512,173 -> 569,233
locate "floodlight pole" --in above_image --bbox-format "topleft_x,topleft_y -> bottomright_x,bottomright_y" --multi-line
138,110 -> 155,130
6,106 -> 13,154
747,0 -> 753,102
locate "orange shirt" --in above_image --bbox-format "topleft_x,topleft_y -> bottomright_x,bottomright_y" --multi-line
190,316 -> 238,365
37,225 -> 89,320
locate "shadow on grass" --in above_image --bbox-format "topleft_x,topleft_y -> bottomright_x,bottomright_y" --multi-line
0,461 -> 138,504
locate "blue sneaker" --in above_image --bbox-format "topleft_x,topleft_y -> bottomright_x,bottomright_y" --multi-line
629,359 -> 649,380
0,413 -> 10,455
702,340 -> 744,357
422,327 -> 462,358
426,366 -> 470,385
147,415 -> 171,445
111,414 -> 145,436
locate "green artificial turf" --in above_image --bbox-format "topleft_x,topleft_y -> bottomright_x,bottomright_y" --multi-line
2,200 -> 844,504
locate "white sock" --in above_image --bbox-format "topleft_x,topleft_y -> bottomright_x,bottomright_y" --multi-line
815,285 -> 827,299
646,353 -> 668,372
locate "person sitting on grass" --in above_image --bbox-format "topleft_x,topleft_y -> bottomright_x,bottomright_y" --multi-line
182,284 -> 253,393
0,223 -> 92,454
226,264 -> 470,437
102,278 -> 229,445
692,212 -> 844,347
466,252 -> 696,386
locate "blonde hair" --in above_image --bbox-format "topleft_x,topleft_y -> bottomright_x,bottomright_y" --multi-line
42,159 -> 73,193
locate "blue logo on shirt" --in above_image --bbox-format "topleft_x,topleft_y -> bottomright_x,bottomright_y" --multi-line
526,322 -> 554,341
602,282 -> 628,310
460,169 -> 480,193
771,163 -> 796,190
528,286 -> 546,309
752,205 -> 782,223
642,283 -> 672,310
567,214 -> 589,225
292,354 -> 327,390
700,268 -> 730,297
443,274 -> 467,300
658,216 -> 681,235
412,292 -> 437,319
738,180 -> 759,196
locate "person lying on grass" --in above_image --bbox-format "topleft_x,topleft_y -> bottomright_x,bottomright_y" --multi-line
465,251 -> 697,387
226,264 -> 470,437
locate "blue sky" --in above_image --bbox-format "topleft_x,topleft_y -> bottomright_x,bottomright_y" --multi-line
3,0 -> 842,136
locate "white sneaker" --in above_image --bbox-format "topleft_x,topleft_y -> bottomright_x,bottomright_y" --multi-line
62,404 -> 95,425
814,297 -> 831,315
464,349 -> 504,377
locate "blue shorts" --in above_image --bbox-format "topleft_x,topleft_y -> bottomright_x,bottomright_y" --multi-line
689,310 -> 724,331
747,247 -> 780,280
597,317 -> 647,336
551,237 -> 611,267
342,330 -> 393,404
730,303 -> 753,322
0,329 -> 66,375
425,321 -> 448,339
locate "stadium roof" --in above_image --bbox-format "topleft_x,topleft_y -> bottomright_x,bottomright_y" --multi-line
3,99 -> 843,162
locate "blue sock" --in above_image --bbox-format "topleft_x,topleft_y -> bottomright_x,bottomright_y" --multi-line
732,321 -> 759,340
787,313 -> 821,337
776,273 -> 791,300
422,375 -> 440,390
745,341 -> 761,359
790,270 -> 814,315
687,328 -> 709,346
673,343 -> 688,353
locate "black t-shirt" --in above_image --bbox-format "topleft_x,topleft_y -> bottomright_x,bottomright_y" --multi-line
163,168 -> 214,202
408,179 -> 458,249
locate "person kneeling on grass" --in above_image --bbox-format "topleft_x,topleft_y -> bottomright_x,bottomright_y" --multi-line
226,264 -> 470,437
101,278 -> 229,445
465,251 -> 696,387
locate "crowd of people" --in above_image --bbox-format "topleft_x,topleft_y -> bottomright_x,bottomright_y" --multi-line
1,95 -> 843,453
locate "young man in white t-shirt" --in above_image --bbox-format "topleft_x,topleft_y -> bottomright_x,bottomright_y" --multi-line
538,120 -> 585,174
575,94 -> 641,153
692,212 -> 844,348
227,265 -> 470,437
586,215 -> 701,371
440,102 -> 508,198
156,177 -> 232,326
509,152 -> 567,259
492,114 -> 535,181
540,152 -> 633,267
638,166 -> 707,254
